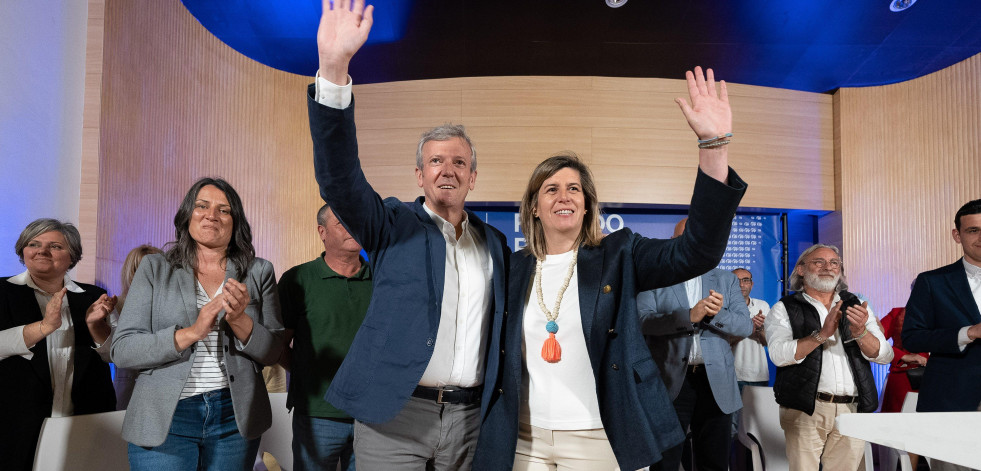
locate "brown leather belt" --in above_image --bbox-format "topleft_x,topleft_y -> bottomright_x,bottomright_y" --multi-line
816,392 -> 857,404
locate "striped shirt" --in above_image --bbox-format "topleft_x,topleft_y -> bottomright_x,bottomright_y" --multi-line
179,280 -> 229,398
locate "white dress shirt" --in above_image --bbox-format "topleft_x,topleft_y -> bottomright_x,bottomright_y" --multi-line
733,297 -> 771,382
417,206 -> 493,387
766,291 -> 893,396
958,258 -> 981,350
685,276 -> 705,365
0,271 -> 113,417
314,78 -> 494,387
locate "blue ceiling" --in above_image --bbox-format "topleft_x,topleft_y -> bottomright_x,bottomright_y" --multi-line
182,0 -> 981,93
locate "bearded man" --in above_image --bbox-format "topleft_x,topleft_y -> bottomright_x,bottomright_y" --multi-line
764,244 -> 893,471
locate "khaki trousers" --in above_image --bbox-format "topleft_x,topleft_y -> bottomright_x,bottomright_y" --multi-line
513,423 -> 621,471
779,399 -> 865,471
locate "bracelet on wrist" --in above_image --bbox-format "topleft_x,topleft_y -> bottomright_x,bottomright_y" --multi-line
697,132 -> 733,144
698,139 -> 730,149
697,132 -> 733,149
810,330 -> 827,344
854,328 -> 868,340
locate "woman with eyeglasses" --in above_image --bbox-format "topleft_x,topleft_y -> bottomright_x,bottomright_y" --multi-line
0,218 -> 118,471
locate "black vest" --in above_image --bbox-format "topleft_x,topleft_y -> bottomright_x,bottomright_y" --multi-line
772,290 -> 878,415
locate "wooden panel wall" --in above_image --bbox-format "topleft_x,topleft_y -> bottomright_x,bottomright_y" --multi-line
76,0 -> 105,284
94,0 -> 833,292
837,53 -> 981,314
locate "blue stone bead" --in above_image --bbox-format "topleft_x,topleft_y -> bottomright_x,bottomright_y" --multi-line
546,321 -> 559,333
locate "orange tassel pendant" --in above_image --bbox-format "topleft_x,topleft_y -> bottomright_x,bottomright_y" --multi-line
541,332 -> 562,363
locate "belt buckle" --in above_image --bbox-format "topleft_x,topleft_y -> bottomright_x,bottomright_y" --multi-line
826,392 -> 836,402
436,388 -> 447,404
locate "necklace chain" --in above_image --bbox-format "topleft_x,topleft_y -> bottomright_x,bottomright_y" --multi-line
534,248 -> 579,322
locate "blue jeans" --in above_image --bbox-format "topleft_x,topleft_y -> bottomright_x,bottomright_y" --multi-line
128,388 -> 260,471
292,413 -> 356,471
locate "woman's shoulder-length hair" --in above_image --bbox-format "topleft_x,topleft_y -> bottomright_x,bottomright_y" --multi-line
518,152 -> 602,260
164,177 -> 255,274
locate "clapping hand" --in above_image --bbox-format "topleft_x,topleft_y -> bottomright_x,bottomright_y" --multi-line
844,301 -> 870,338
821,301 -> 843,339
690,289 -> 724,323
192,295 -> 224,341
42,288 -> 68,333
752,310 -> 765,331
85,293 -> 118,326
222,278 -> 251,323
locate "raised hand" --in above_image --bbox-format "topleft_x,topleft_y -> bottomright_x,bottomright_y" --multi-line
318,0 -> 374,84
675,66 -> 731,141
690,289 -> 724,323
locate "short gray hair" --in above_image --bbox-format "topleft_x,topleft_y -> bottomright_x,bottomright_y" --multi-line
789,243 -> 848,292
415,124 -> 476,171
15,218 -> 83,269
317,203 -> 332,226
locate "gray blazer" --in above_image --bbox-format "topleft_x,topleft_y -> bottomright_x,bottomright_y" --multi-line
110,254 -> 285,447
637,268 -> 752,414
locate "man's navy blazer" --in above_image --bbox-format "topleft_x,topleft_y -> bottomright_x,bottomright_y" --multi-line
637,268 -> 753,415
308,88 -> 510,424
903,259 -> 981,412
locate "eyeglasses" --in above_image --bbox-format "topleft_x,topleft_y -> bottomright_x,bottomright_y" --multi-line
738,277 -> 753,284
807,259 -> 842,269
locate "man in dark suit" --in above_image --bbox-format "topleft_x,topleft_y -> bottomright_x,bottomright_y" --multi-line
639,218 -> 753,471
307,1 -> 509,469
903,199 -> 981,471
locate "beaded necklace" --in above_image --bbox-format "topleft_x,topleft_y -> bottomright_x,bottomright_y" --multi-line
534,247 -> 578,363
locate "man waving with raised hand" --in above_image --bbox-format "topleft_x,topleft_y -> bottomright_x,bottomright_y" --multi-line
307,1 -> 511,469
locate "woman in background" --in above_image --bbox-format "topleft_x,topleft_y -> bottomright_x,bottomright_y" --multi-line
0,218 -> 117,470
112,244 -> 163,409
111,177 -> 285,470
881,306 -> 929,470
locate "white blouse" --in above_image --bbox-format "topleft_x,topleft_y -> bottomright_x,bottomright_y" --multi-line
520,250 -> 603,430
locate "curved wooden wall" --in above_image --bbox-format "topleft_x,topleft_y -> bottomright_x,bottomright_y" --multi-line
94,0 -> 833,291
837,53 -> 981,314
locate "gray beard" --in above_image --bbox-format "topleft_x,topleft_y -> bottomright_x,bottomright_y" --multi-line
805,271 -> 839,292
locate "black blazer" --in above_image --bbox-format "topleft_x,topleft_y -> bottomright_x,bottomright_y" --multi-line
903,260 -> 981,412
0,277 -> 116,471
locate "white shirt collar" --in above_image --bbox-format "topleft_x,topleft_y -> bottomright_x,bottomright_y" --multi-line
423,203 -> 471,241
963,258 -> 981,280
7,269 -> 85,294
801,290 -> 840,307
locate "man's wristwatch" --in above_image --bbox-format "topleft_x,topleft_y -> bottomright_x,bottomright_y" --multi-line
810,330 -> 827,344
